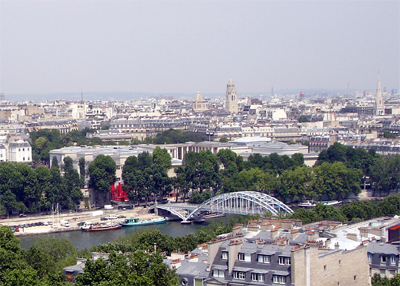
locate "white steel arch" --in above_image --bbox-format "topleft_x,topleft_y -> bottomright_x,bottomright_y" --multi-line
157,191 -> 293,221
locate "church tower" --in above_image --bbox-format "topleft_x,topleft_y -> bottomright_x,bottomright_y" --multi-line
375,74 -> 384,115
225,79 -> 238,114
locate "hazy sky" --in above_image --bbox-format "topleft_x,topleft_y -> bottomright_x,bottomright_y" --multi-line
0,0 -> 399,97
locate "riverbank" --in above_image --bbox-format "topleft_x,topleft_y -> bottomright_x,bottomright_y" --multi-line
1,206 -> 165,237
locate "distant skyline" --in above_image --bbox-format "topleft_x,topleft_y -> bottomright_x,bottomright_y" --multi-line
0,0 -> 399,99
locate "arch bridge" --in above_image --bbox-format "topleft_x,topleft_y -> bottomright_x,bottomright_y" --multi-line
157,191 -> 293,222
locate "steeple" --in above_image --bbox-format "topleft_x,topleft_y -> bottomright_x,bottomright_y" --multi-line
225,79 -> 238,114
375,73 -> 384,115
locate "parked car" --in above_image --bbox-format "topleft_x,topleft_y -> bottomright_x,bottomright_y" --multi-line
100,217 -> 108,221
0,216 -> 7,219
19,214 -> 27,217
117,215 -> 126,218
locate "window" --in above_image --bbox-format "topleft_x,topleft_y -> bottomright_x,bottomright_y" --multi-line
279,256 -> 291,265
222,251 -> 228,260
273,275 -> 286,284
368,254 -> 372,263
324,265 -> 327,271
390,256 -> 396,266
381,255 -> 387,264
251,273 -> 264,282
339,260 -> 341,265
390,270 -> 396,276
233,271 -> 245,280
238,253 -> 245,261
354,275 -> 357,280
257,254 -> 271,263
213,270 -> 224,278
380,269 -> 386,276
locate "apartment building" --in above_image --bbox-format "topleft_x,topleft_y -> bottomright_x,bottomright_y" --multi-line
176,219 -> 370,286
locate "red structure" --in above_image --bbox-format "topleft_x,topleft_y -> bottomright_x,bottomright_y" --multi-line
110,182 -> 129,202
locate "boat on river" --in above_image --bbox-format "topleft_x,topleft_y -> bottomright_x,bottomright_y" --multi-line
322,200 -> 342,206
298,201 -> 316,208
119,217 -> 167,227
81,222 -> 122,232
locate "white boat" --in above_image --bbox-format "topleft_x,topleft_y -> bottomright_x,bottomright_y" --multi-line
322,200 -> 342,206
298,201 -> 316,208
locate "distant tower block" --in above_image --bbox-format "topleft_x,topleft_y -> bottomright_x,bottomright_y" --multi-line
225,79 -> 238,114
0,93 -> 4,100
299,92 -> 304,101
375,74 -> 384,115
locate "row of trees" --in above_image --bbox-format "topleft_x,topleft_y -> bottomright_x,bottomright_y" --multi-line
289,194 -> 400,224
0,157 -> 84,216
317,142 -> 400,195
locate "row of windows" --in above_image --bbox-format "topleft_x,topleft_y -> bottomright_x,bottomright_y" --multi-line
223,252 -> 291,265
368,254 -> 397,265
214,270 -> 286,284
17,148 -> 30,151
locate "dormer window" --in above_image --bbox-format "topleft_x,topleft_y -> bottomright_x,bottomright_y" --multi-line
279,256 -> 291,265
257,254 -> 271,263
222,251 -> 228,260
238,253 -> 245,261
238,253 -> 251,262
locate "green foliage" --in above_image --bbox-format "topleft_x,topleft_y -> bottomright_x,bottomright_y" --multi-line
372,273 -> 400,286
148,129 -> 207,144
298,115 -> 310,122
219,137 -> 229,143
88,155 -> 117,193
74,251 -> 179,286
122,150 -> 172,204
383,131 -> 396,139
369,155 -> 400,194
0,226 -> 42,285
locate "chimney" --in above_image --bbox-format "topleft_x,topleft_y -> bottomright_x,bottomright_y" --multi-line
228,239 -> 243,274
207,239 -> 225,265
271,227 -> 280,239
256,238 -> 264,249
291,229 -> 300,240
334,242 -> 340,250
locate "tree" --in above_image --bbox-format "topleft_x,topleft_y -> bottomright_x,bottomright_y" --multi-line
52,156 -> 59,168
0,226 -> 40,285
26,237 -> 77,278
313,162 -> 362,200
153,146 -> 172,169
78,157 -> 86,188
276,166 -> 314,202
90,137 -> 103,146
88,155 -> 116,203
383,131 -> 396,139
298,116 -> 310,122
75,251 -> 179,286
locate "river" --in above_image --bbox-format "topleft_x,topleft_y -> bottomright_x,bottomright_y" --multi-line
18,216 -> 233,250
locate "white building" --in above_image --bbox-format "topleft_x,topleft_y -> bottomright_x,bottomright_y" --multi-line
8,140 -> 32,163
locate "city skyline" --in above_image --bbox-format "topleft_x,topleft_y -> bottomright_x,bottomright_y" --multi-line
0,0 -> 399,98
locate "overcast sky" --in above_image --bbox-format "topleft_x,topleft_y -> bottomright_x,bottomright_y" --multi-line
0,0 -> 399,97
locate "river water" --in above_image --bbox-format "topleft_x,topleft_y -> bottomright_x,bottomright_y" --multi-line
18,217 -> 232,250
